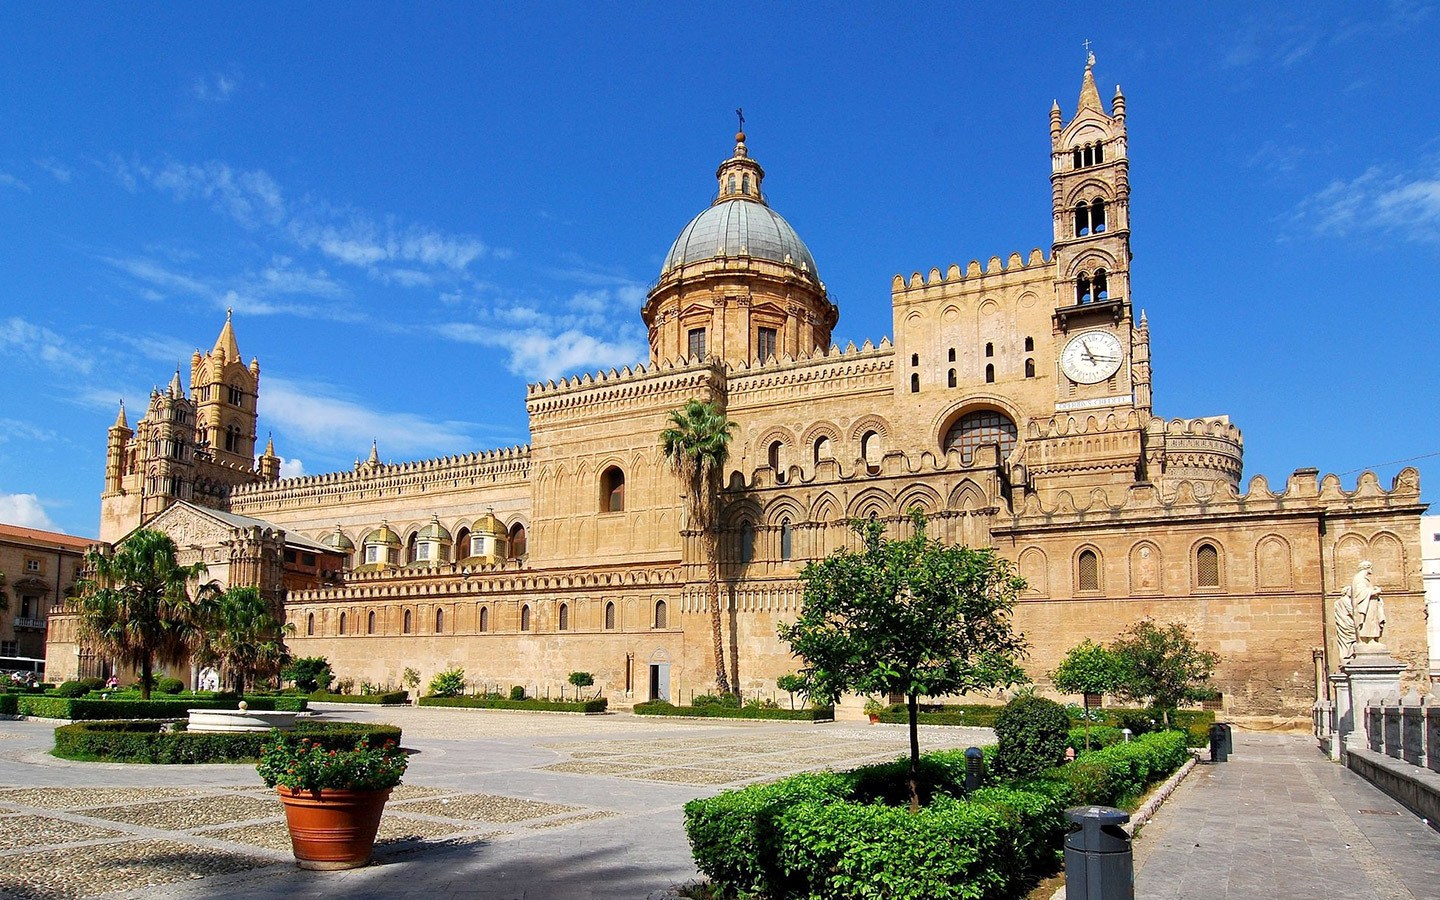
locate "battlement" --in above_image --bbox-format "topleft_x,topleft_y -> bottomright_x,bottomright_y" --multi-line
892,249 -> 1052,294
727,441 -> 1007,493
229,444 -> 531,509
287,558 -> 682,605
1001,466 -> 1423,527
726,337 -> 894,395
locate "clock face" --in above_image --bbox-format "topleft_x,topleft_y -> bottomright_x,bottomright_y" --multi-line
1060,331 -> 1124,384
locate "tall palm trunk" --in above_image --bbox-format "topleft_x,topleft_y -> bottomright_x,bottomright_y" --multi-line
705,521 -> 729,695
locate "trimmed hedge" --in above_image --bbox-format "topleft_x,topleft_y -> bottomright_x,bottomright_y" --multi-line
877,702 -> 1005,728
52,720 -> 403,764
634,700 -> 834,721
684,731 -> 1190,900
419,695 -> 607,713
0,694 -> 17,715
877,703 -> 1216,745
309,691 -> 408,705
18,694 -> 307,719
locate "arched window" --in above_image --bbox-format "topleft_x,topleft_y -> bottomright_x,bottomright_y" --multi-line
1025,358 -> 1036,378
306,613 -> 314,636
739,522 -> 755,564
727,175 -> 736,194
435,608 -> 444,633
508,523 -> 527,558
1072,148 -> 1082,169
741,174 -> 751,195
1093,269 -> 1109,301
520,604 -> 531,631
781,519 -> 793,561
861,431 -> 882,470
601,466 -> 625,512
654,600 -> 668,629
1196,543 -> 1221,588
1083,144 -> 1094,167
479,606 -> 489,632
403,609 -> 412,634
1092,198 -> 1106,233
224,424 -> 241,453
944,409 -> 1018,464
768,441 -> 787,483
339,612 -> 346,635
454,527 -> 470,561
813,436 -> 832,464
948,348 -> 956,362
985,364 -> 995,383
947,369 -> 957,388
910,373 -> 920,393
1075,202 -> 1090,237
1076,273 -> 1092,305
558,603 -> 569,631
1095,142 -> 1105,165
910,353 -> 919,366
604,601 -> 615,630
1025,336 -> 1034,352
985,342 -> 994,358
406,533 -> 418,564
1078,549 -> 1100,592
367,610 -> 375,634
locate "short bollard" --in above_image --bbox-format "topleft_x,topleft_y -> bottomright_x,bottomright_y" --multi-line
963,746 -> 985,795
1209,723 -> 1229,763
1064,806 -> 1133,900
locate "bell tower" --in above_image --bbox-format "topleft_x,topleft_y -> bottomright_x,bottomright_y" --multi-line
192,309 -> 260,469
1050,52 -> 1131,314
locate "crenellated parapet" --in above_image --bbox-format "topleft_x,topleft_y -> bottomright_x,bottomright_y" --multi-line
726,337 -> 893,399
286,559 -> 683,606
229,444 -> 531,513
1150,416 -> 1244,489
891,249 -> 1052,295
525,357 -> 719,421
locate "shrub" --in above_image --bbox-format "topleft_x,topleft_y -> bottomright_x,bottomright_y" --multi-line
691,693 -> 741,708
52,720 -> 403,764
19,694 -> 307,719
508,685 -> 527,701
0,694 -> 17,715
54,681 -> 89,698
428,667 -> 466,698
1114,710 -> 1161,736
994,695 -> 1071,781
78,677 -> 106,693
419,695 -> 607,714
1067,726 -> 1124,752
876,702 -> 1005,727
282,656 -> 334,693
156,677 -> 185,695
258,736 -> 407,792
309,691 -> 407,705
633,700 -> 833,721
333,677 -> 355,695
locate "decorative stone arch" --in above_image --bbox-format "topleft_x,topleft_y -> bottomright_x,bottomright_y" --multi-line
1063,178 -> 1114,208
847,487 -> 894,521
763,496 -> 805,527
848,414 -> 892,445
800,422 -> 842,465
947,479 -> 986,512
1018,547 -> 1048,597
1367,531 -> 1407,585
933,397 -> 1024,463
895,483 -> 942,516
1334,533 -> 1368,590
1190,537 -> 1225,591
1073,544 -> 1104,594
809,491 -> 841,523
1129,540 -> 1163,595
752,425 -> 796,457
1064,249 -> 1121,280
1255,534 -> 1293,592
976,298 -> 1000,323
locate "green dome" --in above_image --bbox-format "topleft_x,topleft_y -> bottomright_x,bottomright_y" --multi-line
364,524 -> 401,548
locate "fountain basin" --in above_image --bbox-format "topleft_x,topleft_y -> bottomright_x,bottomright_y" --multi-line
188,708 -> 299,733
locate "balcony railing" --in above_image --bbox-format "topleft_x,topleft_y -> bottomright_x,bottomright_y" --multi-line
13,617 -> 46,630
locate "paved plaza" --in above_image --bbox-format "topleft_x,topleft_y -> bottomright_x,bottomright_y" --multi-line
4,710 -> 1440,899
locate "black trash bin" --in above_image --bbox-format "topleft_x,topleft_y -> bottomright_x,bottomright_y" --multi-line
1064,805 -> 1133,900
1221,722 -> 1234,757
1209,723 -> 1228,762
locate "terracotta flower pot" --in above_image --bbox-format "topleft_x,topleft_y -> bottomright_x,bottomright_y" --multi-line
868,714 -> 880,724
277,786 -> 392,870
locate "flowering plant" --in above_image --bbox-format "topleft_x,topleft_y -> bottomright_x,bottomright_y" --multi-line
257,736 -> 407,793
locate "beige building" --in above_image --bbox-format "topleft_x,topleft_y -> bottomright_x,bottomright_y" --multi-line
1,523 -> 90,675
49,57 -> 1428,723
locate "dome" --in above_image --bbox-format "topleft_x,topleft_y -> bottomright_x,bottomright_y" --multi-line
363,524 -> 401,548
472,510 -> 506,536
417,515 -> 452,543
661,198 -> 819,280
321,526 -> 354,552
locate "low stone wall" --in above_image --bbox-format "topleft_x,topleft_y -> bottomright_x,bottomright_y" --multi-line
1346,748 -> 1440,832
1343,695 -> 1440,833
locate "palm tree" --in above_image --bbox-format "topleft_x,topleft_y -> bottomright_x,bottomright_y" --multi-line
661,398 -> 738,695
207,586 -> 293,693
75,529 -> 212,699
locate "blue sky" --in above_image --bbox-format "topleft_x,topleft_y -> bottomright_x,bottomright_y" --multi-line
1,2 -> 1437,537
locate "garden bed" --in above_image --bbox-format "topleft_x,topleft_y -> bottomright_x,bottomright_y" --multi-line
877,703 -> 1215,745
635,701 -> 834,721
308,690 -> 409,705
18,694 -> 307,720
418,695 -> 608,714
52,720 -> 402,764
683,730 -> 1190,899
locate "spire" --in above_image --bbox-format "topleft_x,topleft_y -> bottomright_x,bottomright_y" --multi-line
1077,50 -> 1104,113
262,433 -> 277,458
168,368 -> 185,398
1112,83 -> 1126,122
364,440 -> 380,468
213,307 -> 241,362
714,117 -> 766,206
112,400 -> 129,430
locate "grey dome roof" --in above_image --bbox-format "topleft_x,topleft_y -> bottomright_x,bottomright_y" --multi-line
662,199 -> 819,279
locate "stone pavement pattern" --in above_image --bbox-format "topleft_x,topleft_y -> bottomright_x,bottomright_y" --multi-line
1134,731 -> 1440,900
0,707 -> 990,899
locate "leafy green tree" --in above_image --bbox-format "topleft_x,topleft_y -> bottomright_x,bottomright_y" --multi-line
283,656 -> 334,694
776,673 -> 807,710
661,398 -> 738,695
779,513 -> 1029,811
206,587 -> 293,693
568,670 -> 595,700
428,667 -> 466,698
74,530 -> 213,700
1110,619 -> 1219,727
1050,638 -> 1123,750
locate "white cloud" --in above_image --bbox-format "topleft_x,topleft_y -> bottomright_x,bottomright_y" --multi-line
263,378 -> 481,459
0,419 -> 58,444
278,457 -> 305,478
0,171 -> 30,193
192,73 -> 238,102
142,160 -> 286,229
1291,164 -> 1440,242
288,217 -> 491,273
34,158 -> 73,183
437,323 -> 646,381
0,493 -> 59,531
0,318 -> 91,374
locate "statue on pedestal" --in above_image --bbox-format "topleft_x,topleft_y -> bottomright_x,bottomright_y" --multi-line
1351,560 -> 1385,646
1335,588 -> 1358,661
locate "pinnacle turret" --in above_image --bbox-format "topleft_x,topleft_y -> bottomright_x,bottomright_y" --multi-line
112,400 -> 129,431
213,307 -> 241,362
1078,51 -> 1104,113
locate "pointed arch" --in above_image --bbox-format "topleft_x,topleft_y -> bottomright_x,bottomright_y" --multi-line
1075,545 -> 1102,593
847,487 -> 894,521
1368,532 -> 1406,585
1129,541 -> 1162,595
895,483 -> 942,517
763,496 -> 806,527
810,491 -> 841,523
1018,547 -> 1048,597
1255,535 -> 1292,592
947,479 -> 986,512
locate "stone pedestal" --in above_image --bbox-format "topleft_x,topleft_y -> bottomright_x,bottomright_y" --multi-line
1342,644 -> 1409,753
1328,674 -> 1351,761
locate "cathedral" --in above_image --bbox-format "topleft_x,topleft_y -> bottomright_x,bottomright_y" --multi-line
47,58 -> 1428,724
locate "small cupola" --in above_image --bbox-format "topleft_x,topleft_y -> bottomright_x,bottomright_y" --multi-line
715,130 -> 765,204
412,515 -> 453,566
461,507 -> 509,565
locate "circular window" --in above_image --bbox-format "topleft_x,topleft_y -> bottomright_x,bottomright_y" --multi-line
944,410 -> 1017,463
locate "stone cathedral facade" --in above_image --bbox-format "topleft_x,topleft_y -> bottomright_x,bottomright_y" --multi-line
49,58 -> 1428,724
